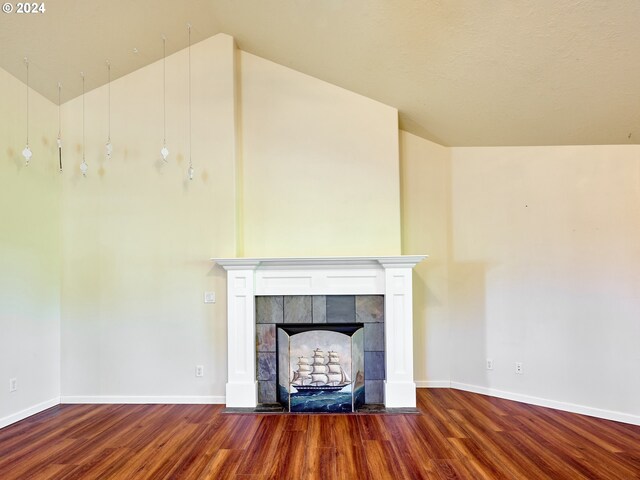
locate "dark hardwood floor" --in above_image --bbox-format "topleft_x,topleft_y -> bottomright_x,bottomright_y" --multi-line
0,389 -> 638,479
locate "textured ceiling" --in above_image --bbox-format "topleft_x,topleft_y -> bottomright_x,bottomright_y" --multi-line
1,0 -> 639,146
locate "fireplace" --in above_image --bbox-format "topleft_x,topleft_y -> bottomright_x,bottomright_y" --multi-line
256,295 -> 385,408
277,324 -> 365,412
213,256 -> 426,409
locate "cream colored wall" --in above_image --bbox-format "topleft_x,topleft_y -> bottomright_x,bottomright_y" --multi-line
449,145 -> 640,419
58,34 -> 405,401
400,131 -> 451,384
240,52 -> 401,257
401,134 -> 640,421
59,34 -> 237,400
0,68 -> 61,423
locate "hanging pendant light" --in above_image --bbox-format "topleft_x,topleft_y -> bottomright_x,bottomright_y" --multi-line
160,35 -> 169,161
22,57 -> 32,165
80,72 -> 88,177
187,23 -> 194,180
57,82 -> 63,172
105,61 -> 113,160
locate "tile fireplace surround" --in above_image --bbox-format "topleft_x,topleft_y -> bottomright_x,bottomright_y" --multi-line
213,256 -> 426,409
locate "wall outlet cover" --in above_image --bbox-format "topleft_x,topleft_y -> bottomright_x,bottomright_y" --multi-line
204,291 -> 216,304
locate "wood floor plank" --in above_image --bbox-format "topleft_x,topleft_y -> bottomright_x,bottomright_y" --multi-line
307,414 -> 336,449
448,436 -> 513,480
357,415 -> 391,441
511,414 -> 633,479
0,389 -> 638,480
333,416 -> 371,479
446,408 -> 551,480
265,430 -> 307,479
303,446 -> 337,480
198,448 -> 243,480
218,415 -> 262,450
434,458 -> 478,480
524,408 -> 639,479
363,439 -> 412,480
235,416 -> 285,476
378,415 -> 440,478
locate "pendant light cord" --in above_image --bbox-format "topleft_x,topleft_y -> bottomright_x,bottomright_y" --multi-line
25,57 -> 29,145
57,83 -> 61,139
162,35 -> 166,146
188,24 -> 192,170
107,61 -> 111,142
81,72 -> 85,161
58,82 -> 63,172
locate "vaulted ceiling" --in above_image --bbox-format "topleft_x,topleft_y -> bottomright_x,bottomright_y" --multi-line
1,0 -> 639,146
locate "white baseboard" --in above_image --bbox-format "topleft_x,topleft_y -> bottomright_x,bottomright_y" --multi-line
0,397 -> 60,430
415,380 -> 451,388
450,382 -> 640,426
60,395 -> 225,404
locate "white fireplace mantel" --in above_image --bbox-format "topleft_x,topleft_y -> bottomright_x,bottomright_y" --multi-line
213,255 -> 426,408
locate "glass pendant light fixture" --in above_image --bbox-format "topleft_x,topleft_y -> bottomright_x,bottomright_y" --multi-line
57,82 -> 63,172
160,35 -> 169,161
187,24 -> 194,180
105,61 -> 113,160
80,72 -> 88,177
22,57 -> 32,165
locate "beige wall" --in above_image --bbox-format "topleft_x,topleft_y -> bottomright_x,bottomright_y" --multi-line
59,34 -> 237,399
449,145 -> 640,418
400,131 -> 451,384
57,35 -> 404,400
401,133 -> 640,421
240,52 -> 401,257
0,67 -> 61,423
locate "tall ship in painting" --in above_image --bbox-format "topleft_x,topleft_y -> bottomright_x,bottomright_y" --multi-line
291,348 -> 351,394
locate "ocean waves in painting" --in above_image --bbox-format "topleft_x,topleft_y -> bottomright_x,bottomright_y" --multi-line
290,391 -> 353,412
280,385 -> 365,413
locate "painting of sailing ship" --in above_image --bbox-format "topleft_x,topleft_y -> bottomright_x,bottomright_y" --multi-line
291,348 -> 351,393
278,327 -> 365,413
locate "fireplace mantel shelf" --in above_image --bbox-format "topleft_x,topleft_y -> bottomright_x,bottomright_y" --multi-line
212,255 -> 427,270
214,254 -> 427,409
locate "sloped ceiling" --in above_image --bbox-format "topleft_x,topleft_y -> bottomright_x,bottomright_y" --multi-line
1,0 -> 639,146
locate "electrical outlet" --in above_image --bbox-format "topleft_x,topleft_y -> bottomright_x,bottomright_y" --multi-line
515,362 -> 523,375
203,291 -> 216,304
195,365 -> 204,377
486,359 -> 494,370
9,378 -> 17,392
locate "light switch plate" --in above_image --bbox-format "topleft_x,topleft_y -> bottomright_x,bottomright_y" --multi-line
204,291 -> 216,304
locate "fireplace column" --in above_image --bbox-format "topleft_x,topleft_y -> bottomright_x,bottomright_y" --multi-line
381,259 -> 418,408
224,261 -> 260,407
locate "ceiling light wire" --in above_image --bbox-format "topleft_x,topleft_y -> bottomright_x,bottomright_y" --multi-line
187,23 -> 194,180
22,57 -> 32,165
57,82 -> 61,138
105,61 -> 113,159
82,73 -> 85,156
80,72 -> 88,176
25,58 -> 29,145
57,82 -> 63,172
160,35 -> 169,161
163,36 -> 166,147
107,62 -> 111,141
